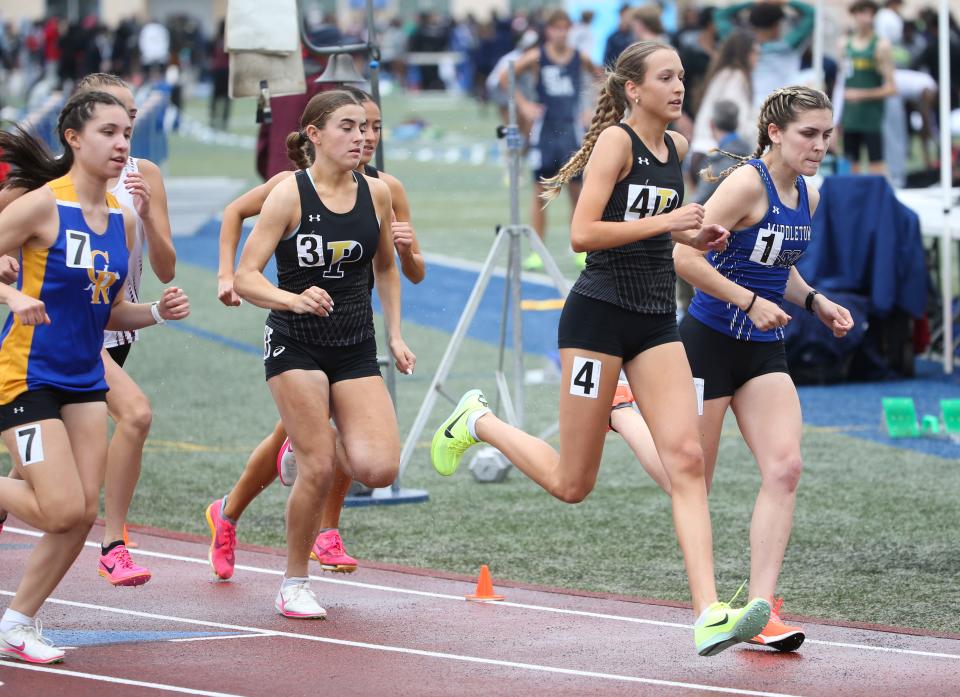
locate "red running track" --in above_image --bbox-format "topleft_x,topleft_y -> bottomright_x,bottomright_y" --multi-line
0,520 -> 957,697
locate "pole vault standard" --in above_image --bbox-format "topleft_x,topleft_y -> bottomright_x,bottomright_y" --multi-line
392,62 -> 571,485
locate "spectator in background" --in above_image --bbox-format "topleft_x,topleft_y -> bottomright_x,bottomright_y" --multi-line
486,29 -> 539,136
694,100 -> 754,204
631,5 -> 668,44
210,19 -> 230,130
569,10 -> 596,59
916,8 -> 960,110
409,11 -> 451,90
875,0 -> 904,46
842,0 -> 896,175
717,0 -> 815,110
380,17 -> 408,86
676,7 -> 717,141
603,4 -> 635,68
111,17 -> 138,77
139,17 -> 170,80
691,29 -> 758,185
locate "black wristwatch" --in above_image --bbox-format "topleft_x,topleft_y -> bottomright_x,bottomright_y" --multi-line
805,290 -> 820,314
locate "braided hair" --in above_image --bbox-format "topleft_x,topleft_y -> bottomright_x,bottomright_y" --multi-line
541,40 -> 674,203
0,90 -> 128,192
699,85 -> 833,183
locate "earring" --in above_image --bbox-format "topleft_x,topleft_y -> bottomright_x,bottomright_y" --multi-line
634,97 -> 639,105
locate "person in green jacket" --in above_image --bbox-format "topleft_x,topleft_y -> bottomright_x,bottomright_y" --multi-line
841,0 -> 897,175
716,0 -> 815,110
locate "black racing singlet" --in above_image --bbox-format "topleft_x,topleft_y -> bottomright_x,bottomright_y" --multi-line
266,169 -> 380,346
571,124 -> 684,314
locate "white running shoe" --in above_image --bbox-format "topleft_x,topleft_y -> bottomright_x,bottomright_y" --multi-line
275,580 -> 326,619
277,438 -> 297,487
0,622 -> 65,664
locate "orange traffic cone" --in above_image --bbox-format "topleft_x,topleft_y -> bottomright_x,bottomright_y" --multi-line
466,564 -> 504,601
123,524 -> 139,549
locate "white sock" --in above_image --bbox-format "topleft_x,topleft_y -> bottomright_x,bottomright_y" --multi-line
466,408 -> 491,441
0,608 -> 33,633
282,576 -> 309,590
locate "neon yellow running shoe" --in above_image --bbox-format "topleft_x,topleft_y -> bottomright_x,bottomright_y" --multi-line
522,252 -> 544,271
431,389 -> 489,476
694,597 -> 771,657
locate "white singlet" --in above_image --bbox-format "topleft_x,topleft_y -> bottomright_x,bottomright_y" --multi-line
103,157 -> 145,349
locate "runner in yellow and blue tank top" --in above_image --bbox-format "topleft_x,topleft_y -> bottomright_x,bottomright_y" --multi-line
608,86 -> 855,654
430,41 -> 776,657
0,90 -> 189,666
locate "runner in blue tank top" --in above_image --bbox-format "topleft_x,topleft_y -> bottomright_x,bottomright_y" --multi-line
0,91 -> 189,665
609,86 -> 854,654
508,9 -> 599,270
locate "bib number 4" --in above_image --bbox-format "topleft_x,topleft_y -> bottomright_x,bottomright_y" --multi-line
569,356 -> 602,399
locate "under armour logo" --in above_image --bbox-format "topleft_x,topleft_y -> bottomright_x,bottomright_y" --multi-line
13,407 -> 24,414
638,157 -> 650,166
308,214 -> 322,222
772,206 -> 780,215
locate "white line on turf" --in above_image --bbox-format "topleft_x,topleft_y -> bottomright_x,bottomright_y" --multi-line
6,526 -> 959,660
0,590 -> 798,697
168,634 -> 270,643
0,662 -> 243,697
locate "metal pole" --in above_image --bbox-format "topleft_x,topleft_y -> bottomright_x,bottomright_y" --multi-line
812,0 -> 825,90
939,0 -> 953,374
506,61 -> 525,428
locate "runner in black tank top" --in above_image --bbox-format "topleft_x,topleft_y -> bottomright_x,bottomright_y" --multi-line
430,42 -> 773,657
233,90 -> 415,620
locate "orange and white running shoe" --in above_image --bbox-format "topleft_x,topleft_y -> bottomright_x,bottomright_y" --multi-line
607,380 -> 635,433
310,529 -> 358,573
750,597 -> 805,652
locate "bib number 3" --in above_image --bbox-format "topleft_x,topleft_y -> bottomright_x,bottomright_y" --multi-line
569,356 -> 602,399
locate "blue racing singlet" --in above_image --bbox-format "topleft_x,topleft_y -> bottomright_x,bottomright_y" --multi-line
0,174 -> 129,403
688,159 -> 812,342
536,46 -> 582,125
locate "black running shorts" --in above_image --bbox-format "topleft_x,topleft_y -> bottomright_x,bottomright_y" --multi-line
679,314 -> 789,401
843,131 -> 883,163
558,291 -> 680,361
263,327 -> 381,384
0,388 -> 107,432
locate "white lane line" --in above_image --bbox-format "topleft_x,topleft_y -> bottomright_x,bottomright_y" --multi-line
168,634 -> 270,644
6,526 -> 959,660
0,590 -> 798,697
0,662 -> 244,697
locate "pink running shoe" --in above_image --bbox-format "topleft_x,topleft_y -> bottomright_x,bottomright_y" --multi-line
0,514 -> 6,535
205,498 -> 237,580
277,438 -> 297,486
98,545 -> 151,587
310,529 -> 358,573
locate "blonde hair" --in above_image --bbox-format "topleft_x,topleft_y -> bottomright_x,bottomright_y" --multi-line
700,85 -> 833,183
541,40 -> 674,203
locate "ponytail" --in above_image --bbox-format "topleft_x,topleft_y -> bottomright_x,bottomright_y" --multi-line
285,129 -> 313,170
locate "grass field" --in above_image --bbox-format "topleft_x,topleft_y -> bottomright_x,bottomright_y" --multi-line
2,92 -> 959,636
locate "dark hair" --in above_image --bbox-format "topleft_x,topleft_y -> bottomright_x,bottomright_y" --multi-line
0,90 -> 128,191
698,29 -> 755,111
749,4 -> 785,29
545,9 -> 572,27
700,85 -> 833,182
849,0 -> 879,15
541,40 -> 675,202
711,100 -> 739,133
632,6 -> 664,36
284,90 -> 362,169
